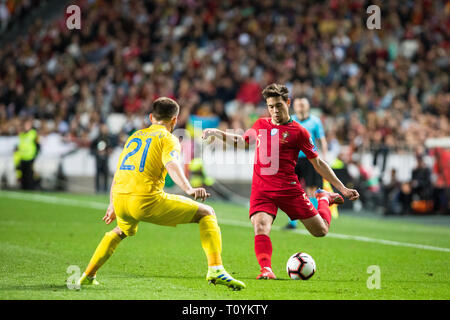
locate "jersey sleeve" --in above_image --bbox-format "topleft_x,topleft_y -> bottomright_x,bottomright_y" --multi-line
298,127 -> 319,159
162,134 -> 181,166
242,119 -> 260,144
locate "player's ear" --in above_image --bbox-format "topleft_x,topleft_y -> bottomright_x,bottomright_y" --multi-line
287,98 -> 291,107
149,113 -> 153,123
170,116 -> 177,128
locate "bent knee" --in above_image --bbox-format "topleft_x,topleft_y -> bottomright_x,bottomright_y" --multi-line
197,204 -> 215,216
253,221 -> 271,235
111,227 -> 128,239
311,228 -> 328,237
191,204 -> 215,223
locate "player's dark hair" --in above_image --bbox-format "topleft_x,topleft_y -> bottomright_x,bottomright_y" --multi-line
152,97 -> 180,121
262,83 -> 290,102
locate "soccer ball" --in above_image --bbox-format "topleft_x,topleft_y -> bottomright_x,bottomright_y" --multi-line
286,252 -> 316,280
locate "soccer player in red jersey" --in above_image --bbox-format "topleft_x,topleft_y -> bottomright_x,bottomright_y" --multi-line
202,83 -> 359,279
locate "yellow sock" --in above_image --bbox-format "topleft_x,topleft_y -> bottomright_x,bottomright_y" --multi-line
199,215 -> 223,267
85,231 -> 122,277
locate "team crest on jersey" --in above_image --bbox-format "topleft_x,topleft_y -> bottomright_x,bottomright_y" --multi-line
170,150 -> 179,160
280,131 -> 290,144
309,136 -> 317,152
271,128 -> 278,136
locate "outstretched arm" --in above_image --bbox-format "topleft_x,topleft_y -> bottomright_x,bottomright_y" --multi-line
103,176 -> 116,224
202,128 -> 250,149
165,161 -> 210,202
319,136 -> 328,162
308,156 -> 359,201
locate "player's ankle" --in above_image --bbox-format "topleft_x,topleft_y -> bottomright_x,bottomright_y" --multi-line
208,265 -> 224,271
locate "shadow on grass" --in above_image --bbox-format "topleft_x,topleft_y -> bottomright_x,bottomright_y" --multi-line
126,273 -> 295,282
0,284 -> 69,291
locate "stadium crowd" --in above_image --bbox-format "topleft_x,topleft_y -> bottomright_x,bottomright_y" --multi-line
0,0 -> 449,213
0,0 -> 44,33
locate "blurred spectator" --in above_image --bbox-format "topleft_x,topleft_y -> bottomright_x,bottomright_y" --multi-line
411,155 -> 432,202
383,168 -> 402,215
398,182 -> 413,215
90,123 -> 114,193
0,0 -> 42,34
431,147 -> 450,214
17,117 -> 39,190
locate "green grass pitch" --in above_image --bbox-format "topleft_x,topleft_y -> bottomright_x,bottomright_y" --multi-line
0,190 -> 449,300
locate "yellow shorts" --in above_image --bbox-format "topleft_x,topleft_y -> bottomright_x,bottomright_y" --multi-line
112,192 -> 200,236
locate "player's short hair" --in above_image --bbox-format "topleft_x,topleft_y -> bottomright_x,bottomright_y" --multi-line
152,97 -> 180,121
262,83 -> 290,102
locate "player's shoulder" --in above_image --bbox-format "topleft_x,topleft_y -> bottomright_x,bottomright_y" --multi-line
289,118 -> 306,131
248,117 -> 270,129
290,120 -> 310,139
255,117 -> 271,125
161,131 -> 180,149
310,114 -> 323,125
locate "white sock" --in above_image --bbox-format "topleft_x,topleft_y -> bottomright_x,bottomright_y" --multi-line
209,265 -> 224,271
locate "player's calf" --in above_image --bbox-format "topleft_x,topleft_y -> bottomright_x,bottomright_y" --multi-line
300,214 -> 329,237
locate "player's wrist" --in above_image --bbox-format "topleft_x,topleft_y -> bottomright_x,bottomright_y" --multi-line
212,129 -> 222,138
185,186 -> 194,194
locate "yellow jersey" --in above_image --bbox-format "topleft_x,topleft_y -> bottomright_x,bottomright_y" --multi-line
113,124 -> 181,196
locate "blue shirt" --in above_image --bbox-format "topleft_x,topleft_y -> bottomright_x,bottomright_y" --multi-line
189,115 -> 220,129
292,114 -> 325,158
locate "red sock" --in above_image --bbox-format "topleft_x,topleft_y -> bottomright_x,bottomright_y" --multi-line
254,235 -> 272,269
317,199 -> 332,225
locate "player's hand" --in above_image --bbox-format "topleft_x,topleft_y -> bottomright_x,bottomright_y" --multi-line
187,187 -> 211,202
102,204 -> 116,224
340,188 -> 360,201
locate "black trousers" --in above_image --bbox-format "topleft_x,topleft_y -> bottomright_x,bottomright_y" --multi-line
20,160 -> 35,190
95,159 -> 109,193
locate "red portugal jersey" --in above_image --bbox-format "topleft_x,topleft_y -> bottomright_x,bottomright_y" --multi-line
243,117 -> 318,192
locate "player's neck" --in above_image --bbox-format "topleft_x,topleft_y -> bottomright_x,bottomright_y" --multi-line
271,116 -> 291,126
151,121 -> 172,132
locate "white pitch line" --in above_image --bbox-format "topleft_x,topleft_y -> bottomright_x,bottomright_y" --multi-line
1,191 -> 107,210
1,191 -> 450,253
220,219 -> 450,253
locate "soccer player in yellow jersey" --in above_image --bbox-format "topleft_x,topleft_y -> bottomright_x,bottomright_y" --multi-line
78,97 -> 246,290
